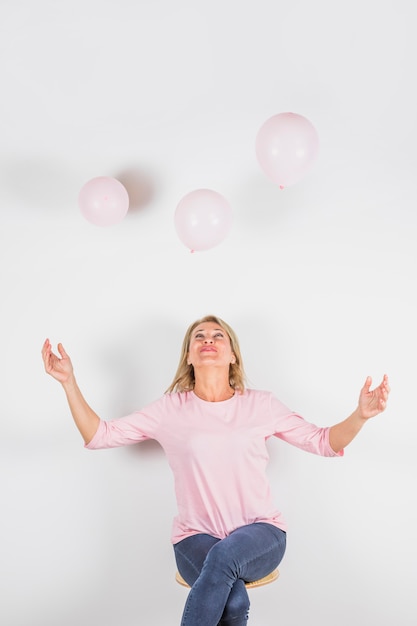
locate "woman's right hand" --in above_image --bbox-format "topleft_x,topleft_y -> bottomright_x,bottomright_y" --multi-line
42,339 -> 100,443
42,339 -> 74,385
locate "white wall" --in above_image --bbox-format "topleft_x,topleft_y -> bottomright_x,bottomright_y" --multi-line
1,1 -> 416,624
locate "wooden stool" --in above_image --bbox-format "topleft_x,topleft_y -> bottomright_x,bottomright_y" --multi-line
175,568 -> 279,589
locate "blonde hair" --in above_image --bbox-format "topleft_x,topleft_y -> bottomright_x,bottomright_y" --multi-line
165,315 -> 246,393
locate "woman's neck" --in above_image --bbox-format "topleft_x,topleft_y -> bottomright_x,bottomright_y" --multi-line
193,379 -> 235,402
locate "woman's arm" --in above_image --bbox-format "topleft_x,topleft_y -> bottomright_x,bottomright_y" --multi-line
329,375 -> 390,453
42,339 -> 100,445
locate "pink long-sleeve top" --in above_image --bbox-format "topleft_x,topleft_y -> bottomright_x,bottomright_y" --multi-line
86,389 -> 342,543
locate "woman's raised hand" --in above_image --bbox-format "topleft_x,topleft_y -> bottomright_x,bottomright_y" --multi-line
358,374 -> 390,420
42,339 -> 74,384
42,339 -> 100,442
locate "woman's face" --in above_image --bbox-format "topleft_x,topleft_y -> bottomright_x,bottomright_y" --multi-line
187,321 -> 235,369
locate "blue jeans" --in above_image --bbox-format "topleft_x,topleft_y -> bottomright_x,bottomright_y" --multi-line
174,522 -> 286,626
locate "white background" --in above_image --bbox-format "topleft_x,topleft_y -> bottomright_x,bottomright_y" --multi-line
1,1 -> 416,624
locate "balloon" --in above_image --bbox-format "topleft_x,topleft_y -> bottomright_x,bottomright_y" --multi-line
255,112 -> 319,188
174,189 -> 233,252
78,176 -> 129,226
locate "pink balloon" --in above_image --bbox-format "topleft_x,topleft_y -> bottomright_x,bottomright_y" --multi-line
174,189 -> 233,252
78,177 -> 129,226
255,112 -> 319,188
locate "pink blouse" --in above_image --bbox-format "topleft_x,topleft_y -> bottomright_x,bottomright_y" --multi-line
86,389 -> 342,543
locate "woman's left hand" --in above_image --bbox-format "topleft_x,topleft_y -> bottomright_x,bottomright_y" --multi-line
358,374 -> 390,420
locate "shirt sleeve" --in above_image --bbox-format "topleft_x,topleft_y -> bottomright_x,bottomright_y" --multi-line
85,398 -> 164,450
269,393 -> 343,457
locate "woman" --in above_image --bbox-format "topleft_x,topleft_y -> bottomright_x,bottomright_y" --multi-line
41,314 -> 390,626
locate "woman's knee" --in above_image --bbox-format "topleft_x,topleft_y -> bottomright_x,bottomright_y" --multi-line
202,539 -> 241,581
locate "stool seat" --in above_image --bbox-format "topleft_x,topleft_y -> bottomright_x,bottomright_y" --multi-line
175,568 -> 279,589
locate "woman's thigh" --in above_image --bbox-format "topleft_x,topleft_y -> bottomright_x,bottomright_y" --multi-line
174,523 -> 286,585
209,523 -> 286,583
174,533 -> 220,586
